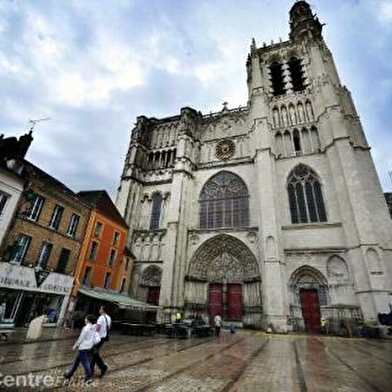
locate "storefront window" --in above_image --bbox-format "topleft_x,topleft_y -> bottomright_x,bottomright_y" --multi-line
0,289 -> 23,323
27,293 -> 62,325
0,289 -> 65,326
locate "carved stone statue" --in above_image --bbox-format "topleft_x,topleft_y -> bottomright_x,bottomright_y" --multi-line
289,105 -> 297,125
281,107 -> 289,127
297,103 -> 305,123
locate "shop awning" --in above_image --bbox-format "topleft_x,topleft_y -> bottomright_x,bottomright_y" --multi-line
78,286 -> 160,311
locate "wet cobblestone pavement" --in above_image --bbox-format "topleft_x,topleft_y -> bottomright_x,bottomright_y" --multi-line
1,330 -> 392,391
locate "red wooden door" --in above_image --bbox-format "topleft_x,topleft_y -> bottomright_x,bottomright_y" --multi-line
300,289 -> 321,334
147,286 -> 160,305
227,284 -> 243,320
146,287 -> 160,322
209,284 -> 223,319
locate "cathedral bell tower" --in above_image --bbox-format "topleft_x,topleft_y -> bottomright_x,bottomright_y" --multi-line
244,0 -> 392,328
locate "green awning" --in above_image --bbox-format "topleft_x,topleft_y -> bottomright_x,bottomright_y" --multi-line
78,286 -> 160,311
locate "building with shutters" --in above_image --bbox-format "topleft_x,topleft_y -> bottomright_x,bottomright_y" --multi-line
0,159 -> 91,327
68,191 -> 130,323
116,1 -> 392,332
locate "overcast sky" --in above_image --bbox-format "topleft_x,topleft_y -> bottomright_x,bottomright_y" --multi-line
1,0 -> 392,200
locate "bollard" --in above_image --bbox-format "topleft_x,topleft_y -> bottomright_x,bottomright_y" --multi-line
26,315 -> 46,341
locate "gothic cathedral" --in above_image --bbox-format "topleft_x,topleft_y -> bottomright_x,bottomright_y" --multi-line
116,1 -> 392,333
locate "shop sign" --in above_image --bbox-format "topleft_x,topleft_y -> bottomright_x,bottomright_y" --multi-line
0,263 -> 74,295
39,273 -> 74,294
35,270 -> 50,287
0,262 -> 35,289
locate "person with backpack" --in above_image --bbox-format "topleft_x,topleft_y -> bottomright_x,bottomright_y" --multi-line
63,314 -> 98,384
91,305 -> 111,378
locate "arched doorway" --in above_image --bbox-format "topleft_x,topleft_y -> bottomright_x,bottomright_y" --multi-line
139,265 -> 162,322
186,234 -> 262,325
289,265 -> 328,333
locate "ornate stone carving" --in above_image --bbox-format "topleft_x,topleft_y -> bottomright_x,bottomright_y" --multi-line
188,234 -> 259,282
201,108 -> 247,142
207,252 -> 244,282
189,234 -> 199,246
246,231 -> 257,244
297,274 -> 320,285
140,265 -> 162,287
289,265 -> 328,288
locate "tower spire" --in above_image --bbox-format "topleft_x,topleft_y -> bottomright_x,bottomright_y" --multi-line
289,1 -> 324,42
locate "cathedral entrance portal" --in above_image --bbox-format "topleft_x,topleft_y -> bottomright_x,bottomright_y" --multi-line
186,234 -> 262,324
300,289 -> 320,334
289,265 -> 329,334
139,265 -> 162,322
208,283 -> 243,321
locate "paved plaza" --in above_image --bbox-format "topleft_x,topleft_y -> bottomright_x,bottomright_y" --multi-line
0,330 -> 392,391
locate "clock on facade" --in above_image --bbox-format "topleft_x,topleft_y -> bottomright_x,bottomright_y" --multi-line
215,139 -> 235,160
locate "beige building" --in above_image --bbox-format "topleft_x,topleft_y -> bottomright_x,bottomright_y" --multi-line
116,1 -> 392,332
0,160 -> 91,327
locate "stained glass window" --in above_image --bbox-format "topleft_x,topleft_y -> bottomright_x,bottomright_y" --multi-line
199,171 -> 249,229
287,164 -> 327,224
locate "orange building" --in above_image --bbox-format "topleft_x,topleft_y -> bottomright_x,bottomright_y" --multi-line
71,191 -> 129,304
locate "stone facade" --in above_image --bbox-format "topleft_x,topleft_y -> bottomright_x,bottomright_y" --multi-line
384,193 -> 392,219
116,1 -> 392,331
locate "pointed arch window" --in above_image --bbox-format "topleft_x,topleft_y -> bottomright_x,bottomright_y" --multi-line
287,164 -> 327,224
149,193 -> 162,230
199,171 -> 249,229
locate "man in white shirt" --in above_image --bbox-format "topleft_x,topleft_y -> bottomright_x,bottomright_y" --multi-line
91,305 -> 111,378
214,314 -> 222,336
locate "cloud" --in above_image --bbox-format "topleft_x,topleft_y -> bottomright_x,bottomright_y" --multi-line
0,0 -> 391,199
379,1 -> 392,23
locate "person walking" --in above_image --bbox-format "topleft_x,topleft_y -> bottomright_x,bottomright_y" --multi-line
320,317 -> 329,335
214,314 -> 222,336
91,305 -> 111,378
63,314 -> 95,384
175,311 -> 182,324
